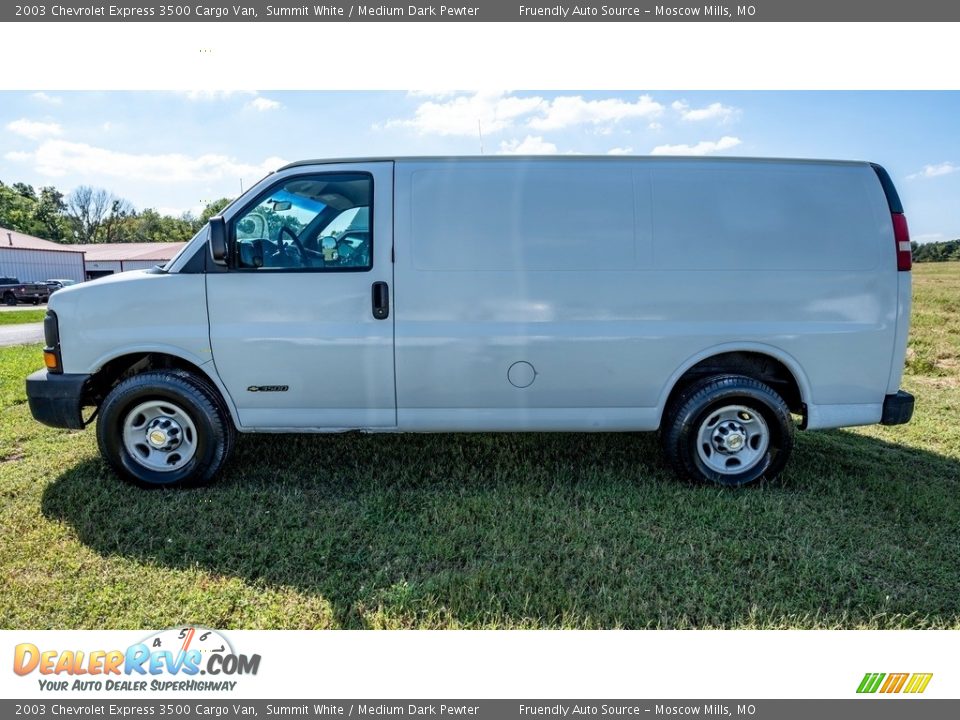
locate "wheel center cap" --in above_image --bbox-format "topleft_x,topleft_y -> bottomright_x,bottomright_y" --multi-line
713,422 -> 747,454
145,417 -> 183,450
726,433 -> 745,451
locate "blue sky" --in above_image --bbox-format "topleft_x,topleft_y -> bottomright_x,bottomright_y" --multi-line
1,91 -> 957,242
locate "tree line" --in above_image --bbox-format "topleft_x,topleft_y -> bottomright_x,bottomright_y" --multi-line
0,179 -> 231,244
911,239 -> 960,263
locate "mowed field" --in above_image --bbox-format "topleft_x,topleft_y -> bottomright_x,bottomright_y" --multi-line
0,309 -> 45,326
1,264 -> 958,629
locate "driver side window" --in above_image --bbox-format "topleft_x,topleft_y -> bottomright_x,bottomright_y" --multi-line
232,173 -> 373,272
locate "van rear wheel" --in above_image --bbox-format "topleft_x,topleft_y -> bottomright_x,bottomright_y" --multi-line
660,374 -> 794,487
97,370 -> 235,488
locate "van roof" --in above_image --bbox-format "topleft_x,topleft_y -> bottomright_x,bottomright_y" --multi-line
279,155 -> 874,171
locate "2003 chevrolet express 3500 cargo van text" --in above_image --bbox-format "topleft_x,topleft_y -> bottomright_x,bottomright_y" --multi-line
25,156 -> 914,488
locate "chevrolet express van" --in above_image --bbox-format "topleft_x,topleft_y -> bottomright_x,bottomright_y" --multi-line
26,156 -> 914,488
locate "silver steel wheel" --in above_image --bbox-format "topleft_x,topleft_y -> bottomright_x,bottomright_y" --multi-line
695,404 -> 769,475
121,400 -> 198,472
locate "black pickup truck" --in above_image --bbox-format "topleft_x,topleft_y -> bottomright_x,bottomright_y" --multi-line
0,276 -> 49,305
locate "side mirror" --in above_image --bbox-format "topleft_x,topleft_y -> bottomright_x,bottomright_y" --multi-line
209,216 -> 228,266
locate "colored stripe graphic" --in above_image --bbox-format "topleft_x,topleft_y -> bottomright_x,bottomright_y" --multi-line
904,673 -> 934,694
857,672 -> 932,694
880,673 -> 909,693
857,673 -> 885,693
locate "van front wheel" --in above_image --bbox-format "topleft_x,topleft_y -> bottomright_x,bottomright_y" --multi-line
660,374 -> 794,487
97,370 -> 235,488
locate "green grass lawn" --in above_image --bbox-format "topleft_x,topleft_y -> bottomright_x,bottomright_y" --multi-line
0,308 -> 46,326
1,264 -> 959,629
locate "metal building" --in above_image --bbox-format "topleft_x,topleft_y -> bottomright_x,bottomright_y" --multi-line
0,227 -> 86,283
77,242 -> 186,278
0,229 -> 186,283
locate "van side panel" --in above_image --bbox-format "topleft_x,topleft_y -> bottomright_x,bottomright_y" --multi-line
651,164 -> 885,270
394,159 -> 661,431
408,164 -> 646,271
393,158 -> 899,432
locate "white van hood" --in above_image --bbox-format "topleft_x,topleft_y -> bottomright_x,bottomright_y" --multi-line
50,269 -> 213,375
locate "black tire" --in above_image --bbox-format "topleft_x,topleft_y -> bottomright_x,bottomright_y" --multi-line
97,370 -> 236,488
3,293 -> 16,306
660,374 -> 794,487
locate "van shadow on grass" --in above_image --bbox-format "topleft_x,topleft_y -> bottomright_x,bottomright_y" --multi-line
41,429 -> 960,629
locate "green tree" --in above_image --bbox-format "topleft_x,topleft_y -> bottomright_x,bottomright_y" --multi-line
33,186 -> 69,241
199,197 -> 233,225
100,198 -> 135,243
12,182 -> 36,201
912,239 -> 960,262
0,183 -> 44,237
65,186 -> 112,243
2,178 -> 232,246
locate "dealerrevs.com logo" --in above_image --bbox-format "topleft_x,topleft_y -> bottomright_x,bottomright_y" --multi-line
13,627 -> 261,693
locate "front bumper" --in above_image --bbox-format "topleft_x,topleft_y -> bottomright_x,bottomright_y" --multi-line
880,390 -> 915,426
25,370 -> 90,430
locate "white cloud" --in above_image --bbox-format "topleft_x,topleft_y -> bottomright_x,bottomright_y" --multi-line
384,92 -> 665,137
6,118 -> 64,140
386,91 -> 544,136
528,95 -> 663,131
247,97 -> 281,112
179,90 -> 281,112
181,90 -> 257,101
31,92 -> 62,105
5,139 -> 286,183
671,100 -> 738,122
607,147 -> 634,155
650,136 -> 742,156
407,90 -> 461,98
907,162 -> 958,180
497,136 -> 558,155
912,233 -> 945,243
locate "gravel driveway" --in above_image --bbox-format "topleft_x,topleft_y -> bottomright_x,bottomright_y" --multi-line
0,322 -> 43,347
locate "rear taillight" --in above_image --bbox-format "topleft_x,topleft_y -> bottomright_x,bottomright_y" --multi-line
871,163 -> 911,272
891,212 -> 912,272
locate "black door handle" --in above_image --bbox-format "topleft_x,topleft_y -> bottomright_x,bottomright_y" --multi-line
372,281 -> 389,320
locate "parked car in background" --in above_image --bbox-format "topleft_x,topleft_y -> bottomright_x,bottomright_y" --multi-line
0,276 -> 49,305
43,279 -> 79,294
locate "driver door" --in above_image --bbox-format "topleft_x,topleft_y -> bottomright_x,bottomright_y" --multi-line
206,162 -> 395,430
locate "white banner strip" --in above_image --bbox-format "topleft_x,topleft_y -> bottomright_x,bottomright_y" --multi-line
1,630 -> 954,699
1,23 -> 959,90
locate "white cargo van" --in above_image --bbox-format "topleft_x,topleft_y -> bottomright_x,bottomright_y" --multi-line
26,156 -> 914,488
